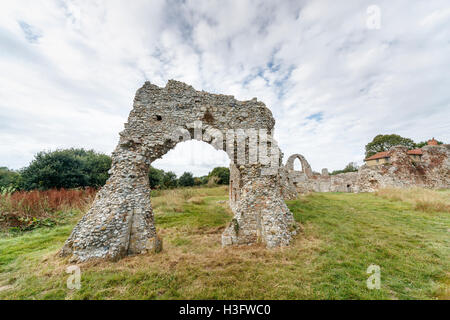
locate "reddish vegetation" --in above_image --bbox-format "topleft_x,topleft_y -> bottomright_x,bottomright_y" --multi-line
0,188 -> 97,230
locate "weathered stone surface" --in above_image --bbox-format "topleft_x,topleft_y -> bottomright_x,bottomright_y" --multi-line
356,145 -> 450,192
282,144 -> 450,197
281,154 -> 313,199
60,80 -> 296,262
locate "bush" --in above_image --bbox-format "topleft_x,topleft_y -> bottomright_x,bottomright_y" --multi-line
178,172 -> 195,187
208,167 -> 229,185
148,166 -> 164,189
82,152 -> 112,187
162,171 -> 178,189
331,162 -> 359,175
0,167 -> 21,189
20,149 -> 111,190
193,177 -> 204,186
415,139 -> 444,148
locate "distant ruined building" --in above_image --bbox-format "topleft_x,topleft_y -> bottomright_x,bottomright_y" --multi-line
357,143 -> 450,192
282,141 -> 450,196
363,138 -> 439,166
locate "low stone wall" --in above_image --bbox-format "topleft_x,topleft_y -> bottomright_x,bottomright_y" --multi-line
305,172 -> 359,193
282,144 -> 450,197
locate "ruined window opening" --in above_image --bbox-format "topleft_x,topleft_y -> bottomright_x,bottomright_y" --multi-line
155,115 -> 162,121
293,158 -> 303,171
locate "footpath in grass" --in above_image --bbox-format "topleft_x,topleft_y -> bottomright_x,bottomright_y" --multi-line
0,187 -> 448,300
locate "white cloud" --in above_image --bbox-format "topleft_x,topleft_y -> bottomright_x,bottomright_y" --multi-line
0,0 -> 449,176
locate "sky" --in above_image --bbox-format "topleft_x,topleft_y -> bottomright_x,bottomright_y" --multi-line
1,0 -> 449,177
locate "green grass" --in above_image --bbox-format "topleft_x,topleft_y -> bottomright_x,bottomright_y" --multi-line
0,187 -> 449,300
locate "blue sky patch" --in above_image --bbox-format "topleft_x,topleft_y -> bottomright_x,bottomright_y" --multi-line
306,112 -> 323,122
18,21 -> 42,43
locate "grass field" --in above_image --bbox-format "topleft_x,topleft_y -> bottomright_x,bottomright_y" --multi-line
0,186 -> 449,300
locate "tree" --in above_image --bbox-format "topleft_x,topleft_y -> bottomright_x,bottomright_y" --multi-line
415,139 -> 444,148
80,151 -> 112,187
178,172 -> 195,187
193,177 -> 203,186
331,162 -> 359,175
148,166 -> 164,189
365,134 -> 416,158
0,167 -> 21,189
208,167 -> 230,185
20,149 -> 111,190
162,171 -> 177,189
200,176 -> 209,185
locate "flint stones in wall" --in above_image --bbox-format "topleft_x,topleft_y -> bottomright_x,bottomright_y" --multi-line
60,80 -> 296,262
357,145 -> 450,192
283,144 -> 449,197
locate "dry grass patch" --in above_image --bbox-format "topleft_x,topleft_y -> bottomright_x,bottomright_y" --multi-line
375,187 -> 450,213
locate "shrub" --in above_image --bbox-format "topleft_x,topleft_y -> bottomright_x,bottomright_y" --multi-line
193,177 -> 204,186
20,149 -> 111,190
331,162 -> 359,175
208,167 -> 229,185
0,167 -> 21,189
148,166 -> 164,189
162,171 -> 178,189
178,172 -> 195,187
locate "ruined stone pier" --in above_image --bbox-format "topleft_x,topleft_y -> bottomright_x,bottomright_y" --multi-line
60,80 -> 296,262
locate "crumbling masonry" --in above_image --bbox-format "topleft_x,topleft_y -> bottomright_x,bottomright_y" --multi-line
282,145 -> 450,196
60,81 -> 296,262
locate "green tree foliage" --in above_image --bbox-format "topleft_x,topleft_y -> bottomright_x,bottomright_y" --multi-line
331,162 -> 359,175
82,152 -> 112,187
178,172 -> 195,187
208,167 -> 230,185
0,167 -> 21,189
162,171 -> 178,189
200,176 -> 209,185
365,134 -> 416,158
415,139 -> 444,148
148,166 -> 164,189
193,177 -> 204,186
20,149 -> 111,190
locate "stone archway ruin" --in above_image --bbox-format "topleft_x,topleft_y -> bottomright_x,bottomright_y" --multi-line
279,154 -> 314,198
285,154 -> 313,179
60,80 -> 296,262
